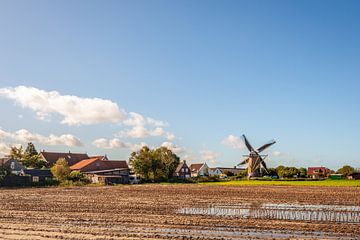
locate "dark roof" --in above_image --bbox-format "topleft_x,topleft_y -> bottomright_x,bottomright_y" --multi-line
175,161 -> 189,173
40,151 -> 89,166
23,169 -> 53,177
104,160 -> 128,169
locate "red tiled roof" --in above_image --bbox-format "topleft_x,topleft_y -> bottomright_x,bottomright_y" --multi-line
70,158 -> 100,170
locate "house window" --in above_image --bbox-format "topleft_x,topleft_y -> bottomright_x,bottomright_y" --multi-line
185,168 -> 188,173
181,168 -> 184,172
32,176 -> 39,182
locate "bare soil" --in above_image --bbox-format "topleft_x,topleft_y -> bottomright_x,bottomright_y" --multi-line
0,184 -> 359,239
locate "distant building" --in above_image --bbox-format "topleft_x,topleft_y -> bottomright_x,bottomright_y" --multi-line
173,160 -> 191,179
189,163 -> 209,177
0,157 -> 24,175
21,169 -> 53,185
307,167 -> 331,179
348,172 -> 360,180
39,151 -> 89,167
83,168 -> 130,184
209,167 -> 245,177
70,157 -> 129,184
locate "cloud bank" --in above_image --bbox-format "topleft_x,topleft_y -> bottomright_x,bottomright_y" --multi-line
0,128 -> 82,147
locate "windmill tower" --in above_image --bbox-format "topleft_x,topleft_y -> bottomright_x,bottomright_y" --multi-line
239,135 -> 276,179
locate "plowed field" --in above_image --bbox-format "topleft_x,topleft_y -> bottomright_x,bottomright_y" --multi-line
0,184 -> 359,239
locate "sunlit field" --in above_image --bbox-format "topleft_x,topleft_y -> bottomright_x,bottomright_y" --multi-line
200,179 -> 360,187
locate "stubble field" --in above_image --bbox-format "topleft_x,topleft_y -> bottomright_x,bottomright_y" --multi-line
0,184 -> 359,239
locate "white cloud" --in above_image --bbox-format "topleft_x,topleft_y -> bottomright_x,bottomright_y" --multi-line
160,142 -> 184,154
92,138 -> 147,152
124,112 -> 167,127
221,134 -> 245,150
0,86 -> 176,140
0,128 -> 82,147
200,149 -> 220,164
0,86 -> 126,126
0,143 -> 11,156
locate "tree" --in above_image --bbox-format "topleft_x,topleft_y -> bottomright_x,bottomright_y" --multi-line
24,142 -> 38,157
129,146 -> 180,182
68,171 -> 89,183
236,169 -> 248,179
10,145 -> 23,160
153,147 -> 180,180
337,165 -> 354,177
9,143 -> 47,168
223,170 -> 235,177
51,158 -> 71,181
299,167 -> 307,178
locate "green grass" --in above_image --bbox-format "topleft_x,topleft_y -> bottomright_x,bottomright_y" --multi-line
199,179 -> 360,187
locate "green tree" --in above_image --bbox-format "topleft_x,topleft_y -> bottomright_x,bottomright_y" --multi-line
153,147 -> 180,180
22,143 -> 47,168
10,145 -> 24,160
129,146 -> 180,182
336,165 -> 354,177
68,170 -> 89,183
236,169 -> 248,179
299,167 -> 307,178
51,158 -> 71,181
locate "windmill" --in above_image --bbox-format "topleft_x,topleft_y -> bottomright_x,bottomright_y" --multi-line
239,135 -> 276,179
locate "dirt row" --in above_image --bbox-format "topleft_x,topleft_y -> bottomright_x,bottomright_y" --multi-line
0,184 -> 359,239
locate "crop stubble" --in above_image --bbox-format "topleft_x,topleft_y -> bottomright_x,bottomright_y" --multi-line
0,184 -> 359,239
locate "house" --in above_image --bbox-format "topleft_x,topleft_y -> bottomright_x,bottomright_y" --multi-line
209,167 -> 245,177
307,167 -> 331,179
39,151 -> 89,167
21,169 -> 53,185
0,157 -> 24,175
70,157 -> 129,184
83,168 -> 130,184
348,172 -> 360,180
173,160 -> 191,179
189,163 -> 209,177
70,157 -> 128,172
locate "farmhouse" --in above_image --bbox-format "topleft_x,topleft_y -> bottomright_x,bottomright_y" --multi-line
70,157 -> 129,184
190,163 -> 209,177
307,167 -> 331,179
173,160 -> 191,179
40,151 -> 89,167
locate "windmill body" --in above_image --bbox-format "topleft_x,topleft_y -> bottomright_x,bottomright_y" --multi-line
239,135 -> 276,179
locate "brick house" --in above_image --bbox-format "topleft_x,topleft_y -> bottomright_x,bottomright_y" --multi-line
173,160 -> 191,179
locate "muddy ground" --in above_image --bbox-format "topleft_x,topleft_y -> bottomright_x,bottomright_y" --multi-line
0,184 -> 359,239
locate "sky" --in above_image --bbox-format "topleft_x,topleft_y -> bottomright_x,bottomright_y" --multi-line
0,0 -> 359,170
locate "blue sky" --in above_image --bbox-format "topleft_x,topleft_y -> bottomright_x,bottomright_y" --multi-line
0,0 -> 359,169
